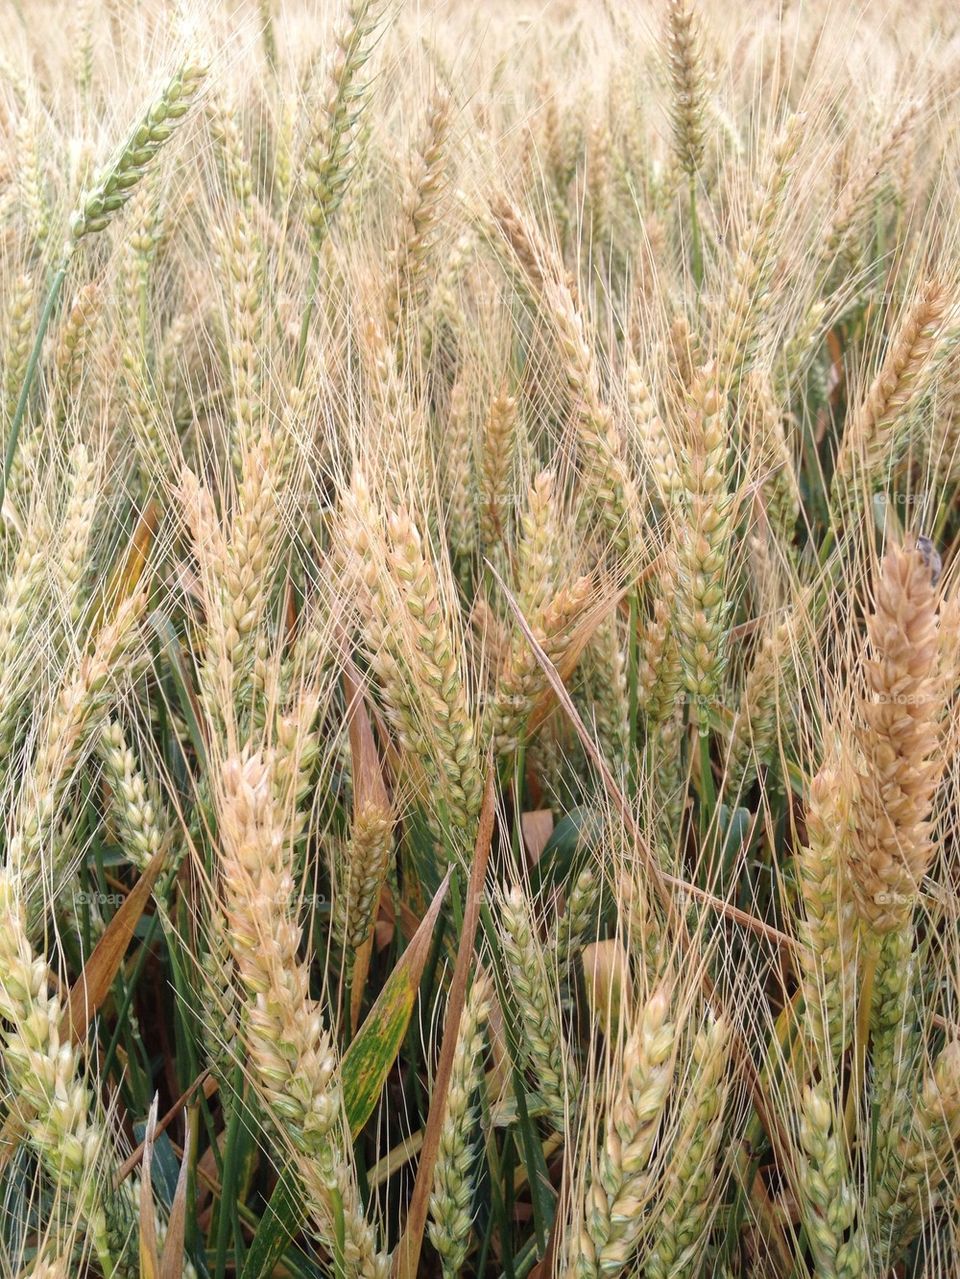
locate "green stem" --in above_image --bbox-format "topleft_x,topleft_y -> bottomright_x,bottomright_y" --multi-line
698,725 -> 716,843
627,591 -> 640,796
295,251 -> 320,387
688,178 -> 703,291
214,1064 -> 247,1279
845,941 -> 879,1146
328,1183 -> 347,1279
1,253 -> 71,511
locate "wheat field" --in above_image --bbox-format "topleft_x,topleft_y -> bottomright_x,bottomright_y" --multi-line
1,0 -> 959,1275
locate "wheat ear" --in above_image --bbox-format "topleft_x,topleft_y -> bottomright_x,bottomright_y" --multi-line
577,988 -> 675,1278
479,389 -> 519,555
428,974 -> 492,1278
665,0 -> 707,180
876,1040 -> 960,1261
832,283 -> 953,513
7,593 -> 146,892
492,575 -> 591,755
724,612 -> 795,794
645,1015 -> 730,1279
797,760 -> 859,1060
71,56 -> 207,240
675,367 -> 732,724
0,870 -> 115,1275
796,1083 -> 866,1279
847,539 -> 944,933
499,885 -> 576,1132
217,750 -> 388,1279
385,89 -> 453,338
303,0 -> 383,249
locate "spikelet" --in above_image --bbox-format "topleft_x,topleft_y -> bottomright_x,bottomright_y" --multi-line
847,539 -> 944,933
428,974 -> 492,1279
576,989 -> 675,1278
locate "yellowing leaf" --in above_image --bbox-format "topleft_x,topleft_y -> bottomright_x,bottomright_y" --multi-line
341,868 -> 451,1136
